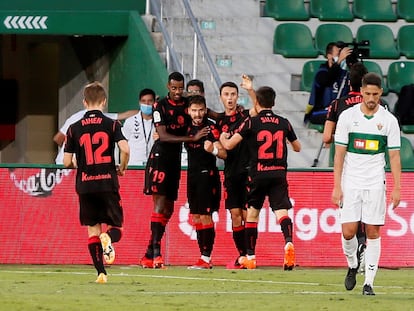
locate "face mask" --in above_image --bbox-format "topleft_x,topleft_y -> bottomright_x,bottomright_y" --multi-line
140,103 -> 153,116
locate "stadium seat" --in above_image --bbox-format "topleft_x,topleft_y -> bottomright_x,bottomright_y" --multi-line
385,137 -> 414,170
263,0 -> 309,21
397,0 -> 414,22
308,123 -> 324,133
273,23 -> 318,58
387,61 -> 414,94
315,23 -> 353,55
309,0 -> 353,21
300,60 -> 325,92
362,61 -> 389,95
356,25 -> 399,59
353,0 -> 397,22
397,26 -> 414,59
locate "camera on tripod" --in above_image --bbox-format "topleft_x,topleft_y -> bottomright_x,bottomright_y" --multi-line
336,40 -> 370,67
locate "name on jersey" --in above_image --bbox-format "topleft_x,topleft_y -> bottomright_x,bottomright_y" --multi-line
81,117 -> 102,126
260,116 -> 279,124
345,96 -> 362,105
81,172 -> 111,181
354,139 -> 379,151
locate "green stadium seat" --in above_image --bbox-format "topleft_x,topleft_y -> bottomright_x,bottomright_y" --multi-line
362,61 -> 389,95
387,61 -> 414,93
300,60 -> 325,92
385,137 -> 414,170
273,23 -> 318,58
401,125 -> 414,134
263,0 -> 309,21
308,123 -> 324,133
353,0 -> 397,22
356,25 -> 399,59
309,0 -> 353,21
397,26 -> 414,59
397,0 -> 414,22
315,23 -> 353,55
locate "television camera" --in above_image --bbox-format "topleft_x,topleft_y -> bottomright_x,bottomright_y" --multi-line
336,40 -> 370,67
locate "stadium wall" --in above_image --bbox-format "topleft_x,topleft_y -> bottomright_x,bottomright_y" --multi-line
1,166 -> 413,267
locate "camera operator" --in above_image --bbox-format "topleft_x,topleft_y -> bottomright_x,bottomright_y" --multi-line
304,42 -> 352,125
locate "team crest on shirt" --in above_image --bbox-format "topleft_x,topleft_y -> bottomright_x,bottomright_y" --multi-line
377,123 -> 383,130
153,111 -> 161,123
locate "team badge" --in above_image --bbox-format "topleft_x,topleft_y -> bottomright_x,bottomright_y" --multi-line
153,111 -> 161,123
377,123 -> 383,130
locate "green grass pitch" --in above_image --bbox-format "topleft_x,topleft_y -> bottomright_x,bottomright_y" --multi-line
0,265 -> 413,311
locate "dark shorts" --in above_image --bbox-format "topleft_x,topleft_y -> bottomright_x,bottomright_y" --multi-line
223,172 -> 248,210
187,169 -> 221,215
247,177 -> 292,211
144,147 -> 181,201
78,191 -> 123,227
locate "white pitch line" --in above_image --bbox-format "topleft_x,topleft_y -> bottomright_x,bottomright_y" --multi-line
1,269 -> 413,293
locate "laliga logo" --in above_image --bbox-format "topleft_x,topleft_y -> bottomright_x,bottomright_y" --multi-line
179,202 -> 219,240
9,168 -> 73,197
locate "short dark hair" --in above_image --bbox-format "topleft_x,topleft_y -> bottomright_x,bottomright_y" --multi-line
220,81 -> 238,95
188,95 -> 206,107
349,62 -> 368,91
256,86 -> 276,108
325,42 -> 337,56
168,72 -> 185,83
186,79 -> 204,93
139,88 -> 156,101
362,72 -> 382,89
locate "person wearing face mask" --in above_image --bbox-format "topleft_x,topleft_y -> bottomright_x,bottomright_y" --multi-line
122,88 -> 157,166
304,42 -> 352,125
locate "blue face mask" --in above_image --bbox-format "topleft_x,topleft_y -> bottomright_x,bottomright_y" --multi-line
140,103 -> 153,116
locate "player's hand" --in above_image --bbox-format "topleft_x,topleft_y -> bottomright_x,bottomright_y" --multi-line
204,140 -> 214,153
391,188 -> 401,209
240,74 -> 253,91
338,47 -> 352,63
116,165 -> 126,176
220,132 -> 230,141
331,187 -> 343,207
193,126 -> 209,141
153,130 -> 160,141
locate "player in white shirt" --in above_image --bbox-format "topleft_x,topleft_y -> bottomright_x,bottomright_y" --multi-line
332,73 -> 401,296
122,89 -> 156,166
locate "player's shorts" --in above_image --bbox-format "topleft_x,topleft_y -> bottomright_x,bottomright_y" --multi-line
144,145 -> 181,201
187,168 -> 221,215
223,172 -> 248,210
247,176 -> 292,211
339,188 -> 386,225
78,191 -> 123,227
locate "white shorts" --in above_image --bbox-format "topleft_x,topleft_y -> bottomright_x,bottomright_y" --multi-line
339,188 -> 386,225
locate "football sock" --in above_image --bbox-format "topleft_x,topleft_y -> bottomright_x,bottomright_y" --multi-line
150,213 -> 168,257
200,224 -> 215,257
88,236 -> 106,275
232,225 -> 247,256
364,238 -> 381,286
342,235 -> 358,269
245,222 -> 258,256
356,222 -> 366,245
195,223 -> 203,254
107,227 -> 122,243
279,216 -> 293,244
